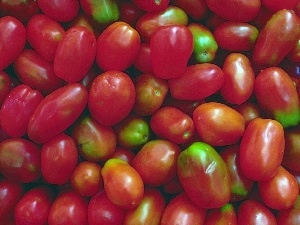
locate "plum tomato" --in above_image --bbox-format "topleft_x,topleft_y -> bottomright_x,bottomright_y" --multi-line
173,0 -> 209,21
204,203 -> 237,225
132,0 -> 170,12
283,127 -> 300,172
277,196 -> 300,225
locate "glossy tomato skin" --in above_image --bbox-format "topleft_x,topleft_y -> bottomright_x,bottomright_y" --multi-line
133,43 -> 153,74
277,196 -> 300,225
96,21 -> 141,71
41,133 -> 78,185
150,106 -> 195,144
0,84 -> 43,137
28,83 -> 88,143
0,71 -> 10,105
253,9 -> 300,66
48,189 -> 88,225
0,138 -> 41,183
132,0 -> 170,12
131,139 -> 181,186
173,0 -> 209,20
239,118 -> 285,181
101,158 -> 144,209
234,102 -> 262,126
88,70 -> 136,126
161,192 -> 207,225
54,26 -> 96,83
220,53 -> 255,105
37,0 -> 80,22
14,186 -> 56,225
254,67 -> 300,127
13,49 -> 65,95
262,0 -> 300,12
168,63 -> 224,100
193,102 -> 245,146
26,14 -> 65,62
150,25 -> 193,79
204,203 -> 237,225
177,142 -> 231,208
72,115 -> 117,162
109,146 -> 136,164
0,16 -> 26,71
88,190 -> 126,225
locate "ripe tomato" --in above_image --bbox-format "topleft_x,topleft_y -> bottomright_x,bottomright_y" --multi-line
132,0 -> 170,12
262,0 -> 300,12
283,127 -> 300,172
173,0 -> 209,20
277,196 -> 300,225
204,203 -> 237,225
0,71 -> 10,105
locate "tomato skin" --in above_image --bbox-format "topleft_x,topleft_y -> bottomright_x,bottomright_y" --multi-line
239,118 -> 285,181
204,203 -> 237,225
131,139 -> 181,186
54,26 -> 96,83
161,192 -> 207,225
133,43 -> 153,74
132,0 -> 170,12
277,196 -> 300,225
96,21 -> 141,71
150,25 -> 193,79
26,14 -> 65,62
206,0 -> 261,22
262,0 -> 300,12
14,186 -> 56,225
0,71 -> 10,105
173,0 -> 209,20
193,102 -> 245,146
282,127 -> 300,172
13,49 -> 65,95
220,53 -> 255,105
88,70 -> 136,126
168,63 -> 224,101
0,138 -> 41,183
177,142 -> 231,208
109,146 -> 136,164
150,106 -> 195,144
119,1 -> 144,26
48,189 -> 88,225
254,67 -> 300,128
253,9 -> 300,67
213,21 -> 259,51
0,16 -> 26,71
41,133 -> 78,185
101,158 -> 144,209
234,102 -> 262,126
28,83 -> 88,144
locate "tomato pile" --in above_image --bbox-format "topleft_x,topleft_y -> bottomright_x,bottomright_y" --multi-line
2,0 -> 300,224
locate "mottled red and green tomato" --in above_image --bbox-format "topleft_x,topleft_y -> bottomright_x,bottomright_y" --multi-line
282,127 -> 300,172
204,203 -> 237,225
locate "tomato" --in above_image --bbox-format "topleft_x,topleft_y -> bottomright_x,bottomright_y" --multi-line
123,187 -> 166,225
0,138 -> 41,183
177,142 -> 231,208
0,84 -> 43,137
213,21 -> 259,51
14,186 -> 56,225
220,53 -> 255,105
133,43 -> 153,74
237,199 -> 277,225
119,1 -> 144,26
109,146 -> 136,164
277,196 -> 300,225
88,70 -> 136,126
150,106 -> 195,144
101,158 -> 144,209
150,25 -> 193,79
70,161 -> 103,197
160,192 -> 207,225
253,9 -> 300,67
0,71 -> 10,105
54,26 -> 96,83
26,14 -> 65,62
28,83 -> 88,143
88,190 -> 126,225
234,102 -> 262,126
96,21 -> 141,71
262,0 -> 300,12
48,189 -> 88,225
204,203 -> 237,225
72,115 -> 117,162
131,139 -> 181,186
173,0 -> 209,20
254,67 -> 300,127
41,133 -> 78,185
283,127 -> 300,172
13,49 -> 65,95
37,0 -> 80,22
0,16 -> 26,71
132,0 -> 169,12
206,0 -> 261,22
193,102 -> 245,146
239,118 -> 285,181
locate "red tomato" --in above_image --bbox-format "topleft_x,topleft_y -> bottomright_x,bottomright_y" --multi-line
119,1 -> 144,26
131,139 -> 181,186
54,26 -> 96,83
204,203 -> 237,225
28,83 -> 88,143
173,0 -> 209,20
109,146 -> 136,164
41,133 -> 78,185
26,14 -> 65,62
0,138 -> 41,183
0,16 -> 26,70
262,0 -> 300,12
96,21 -> 141,71
234,102 -> 262,126
283,127 -> 300,172
88,70 -> 136,126
101,158 -> 144,209
193,102 -> 245,146
160,192 -> 207,225
239,118 -> 285,181
133,43 -> 153,74
132,0 -> 170,12
150,25 -> 193,79
0,71 -> 10,105
14,186 -> 56,225
168,63 -> 224,100
277,196 -> 300,225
